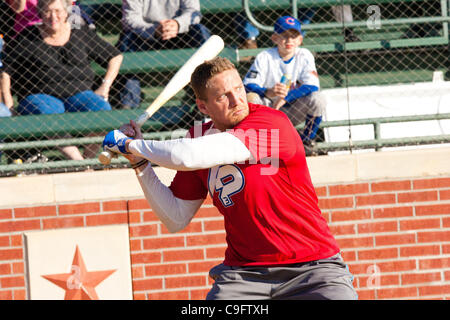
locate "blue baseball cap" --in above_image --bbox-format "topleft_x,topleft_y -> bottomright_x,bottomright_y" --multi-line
274,16 -> 302,34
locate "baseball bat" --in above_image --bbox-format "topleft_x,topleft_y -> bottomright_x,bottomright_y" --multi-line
98,35 -> 225,165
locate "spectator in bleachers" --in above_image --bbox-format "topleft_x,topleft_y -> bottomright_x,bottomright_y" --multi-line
118,0 -> 211,109
243,16 -> 327,156
7,0 -> 41,35
7,0 -> 95,38
1,0 -> 123,160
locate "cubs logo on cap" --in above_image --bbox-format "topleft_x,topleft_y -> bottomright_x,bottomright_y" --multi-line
274,16 -> 302,34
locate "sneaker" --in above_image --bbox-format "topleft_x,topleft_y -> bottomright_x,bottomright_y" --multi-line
24,153 -> 48,164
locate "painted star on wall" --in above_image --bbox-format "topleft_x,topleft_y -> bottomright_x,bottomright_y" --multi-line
42,245 -> 116,300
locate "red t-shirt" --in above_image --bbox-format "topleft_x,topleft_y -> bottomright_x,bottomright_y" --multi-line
169,104 -> 339,266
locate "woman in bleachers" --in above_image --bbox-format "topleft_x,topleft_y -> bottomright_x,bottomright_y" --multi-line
1,0 -> 123,160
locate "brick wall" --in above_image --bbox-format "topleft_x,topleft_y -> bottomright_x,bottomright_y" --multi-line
0,175 -> 449,300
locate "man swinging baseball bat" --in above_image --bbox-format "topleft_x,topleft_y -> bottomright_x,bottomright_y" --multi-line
102,57 -> 357,300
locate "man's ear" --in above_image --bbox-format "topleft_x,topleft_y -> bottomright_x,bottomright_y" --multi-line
196,98 -> 209,116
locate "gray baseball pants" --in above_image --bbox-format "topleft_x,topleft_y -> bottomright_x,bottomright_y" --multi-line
206,253 -> 358,300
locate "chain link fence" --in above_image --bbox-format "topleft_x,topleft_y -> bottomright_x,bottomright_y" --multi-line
0,0 -> 449,175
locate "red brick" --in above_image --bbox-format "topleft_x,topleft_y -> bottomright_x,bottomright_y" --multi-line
132,266 -> 144,279
194,207 -> 221,218
133,293 -> 147,300
418,257 -> 450,270
14,206 -> 56,218
86,213 -> 128,226
445,271 -> 450,281
329,224 -> 356,236
0,209 -> 13,220
397,191 -> 438,203
128,199 -> 151,210
145,263 -> 187,276
355,289 -> 375,300
188,260 -> 222,274
205,246 -> 226,259
43,217 -> 84,230
59,202 -> 100,215
357,274 -> 400,288
143,236 -> 185,250
203,219 -> 225,232
376,259 -> 417,273
0,291 -> 12,300
0,264 -> 11,275
129,239 -> 141,252
0,220 -> 41,233
377,286 -> 417,299
190,288 -> 210,300
444,217 -> 450,228
131,252 -> 161,264
102,200 -> 128,212
165,275 -> 206,289
440,189 -> 450,200
0,236 -> 9,247
443,244 -> 450,254
148,290 -> 189,300
413,177 -> 450,190
13,289 -> 26,300
373,206 -> 413,219
12,262 -> 24,274
358,247 -> 398,261
186,233 -> 226,247
128,212 -> 141,224
399,218 -> 441,231
10,235 -> 22,247
418,284 -> 450,296
356,194 -> 396,206
418,230 -> 450,243
133,278 -> 163,291
143,211 -> 159,222
0,249 -> 23,261
319,197 -> 354,210
336,236 -> 374,249
129,224 -> 158,237
328,183 -> 369,196
415,203 -> 450,216
401,272 -> 441,285
0,276 -> 25,288
400,245 -> 440,257
371,180 -> 411,192
330,209 -> 371,222
375,233 -> 416,246
163,249 -> 204,262
314,186 -> 327,197
340,250 -> 356,262
357,221 -> 398,234
161,221 -> 202,234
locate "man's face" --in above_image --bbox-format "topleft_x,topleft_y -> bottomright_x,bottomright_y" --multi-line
196,69 -> 249,131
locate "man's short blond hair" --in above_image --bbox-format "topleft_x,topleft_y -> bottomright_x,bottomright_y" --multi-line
190,57 -> 237,101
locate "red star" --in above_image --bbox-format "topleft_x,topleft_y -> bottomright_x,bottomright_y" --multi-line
42,245 -> 116,300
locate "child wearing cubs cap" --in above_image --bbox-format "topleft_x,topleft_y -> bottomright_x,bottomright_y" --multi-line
243,15 -> 326,156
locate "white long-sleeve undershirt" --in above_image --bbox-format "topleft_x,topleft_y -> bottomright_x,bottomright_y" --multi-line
133,132 -> 252,233
128,132 -> 252,170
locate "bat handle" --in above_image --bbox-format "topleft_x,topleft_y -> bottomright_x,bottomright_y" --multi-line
98,112 -> 149,165
98,150 -> 117,165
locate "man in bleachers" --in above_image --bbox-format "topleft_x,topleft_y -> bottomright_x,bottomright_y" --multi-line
118,0 -> 211,109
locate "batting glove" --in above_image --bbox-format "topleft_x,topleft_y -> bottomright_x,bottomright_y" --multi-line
102,130 -> 132,155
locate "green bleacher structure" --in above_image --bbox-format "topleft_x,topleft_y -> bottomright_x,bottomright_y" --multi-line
0,0 -> 449,171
